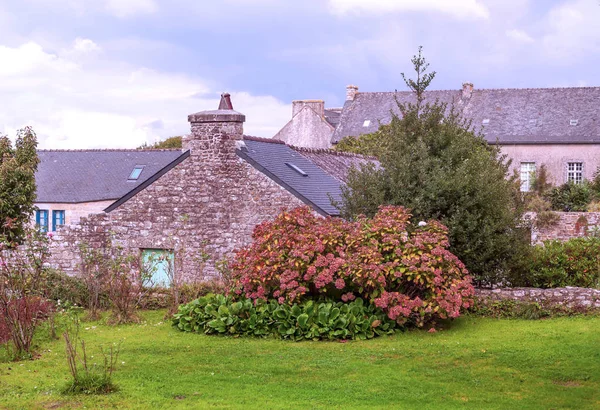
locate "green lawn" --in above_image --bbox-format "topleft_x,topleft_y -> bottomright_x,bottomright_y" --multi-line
1,311 -> 599,409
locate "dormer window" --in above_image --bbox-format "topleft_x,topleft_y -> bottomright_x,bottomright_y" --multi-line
128,165 -> 145,181
570,119 -> 578,126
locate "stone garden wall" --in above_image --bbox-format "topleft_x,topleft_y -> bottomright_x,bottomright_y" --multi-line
475,287 -> 600,309
532,212 -> 600,244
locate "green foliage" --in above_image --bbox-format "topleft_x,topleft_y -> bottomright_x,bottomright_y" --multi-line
546,181 -> 594,212
519,237 -> 600,289
137,136 -> 182,149
232,206 -> 474,327
470,298 -> 598,319
43,269 -> 97,309
0,127 -> 39,245
337,49 -> 528,285
335,127 -> 392,157
173,294 -> 398,341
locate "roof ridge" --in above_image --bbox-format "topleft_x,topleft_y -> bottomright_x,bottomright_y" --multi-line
355,86 -> 600,95
37,149 -> 183,152
290,145 -> 378,160
243,135 -> 286,145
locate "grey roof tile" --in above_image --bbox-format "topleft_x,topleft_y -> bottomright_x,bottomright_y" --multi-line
332,87 -> 600,144
36,149 -> 184,203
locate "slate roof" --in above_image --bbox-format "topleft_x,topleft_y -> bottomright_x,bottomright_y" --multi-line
324,108 -> 342,129
292,147 -> 377,184
331,87 -> 600,145
36,150 -> 185,203
238,137 -> 350,216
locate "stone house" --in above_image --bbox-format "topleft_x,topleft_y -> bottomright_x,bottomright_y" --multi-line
279,83 -> 600,191
46,94 -> 372,281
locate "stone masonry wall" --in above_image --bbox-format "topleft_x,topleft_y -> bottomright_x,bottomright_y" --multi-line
48,111 -> 305,281
532,212 -> 600,244
475,287 -> 600,309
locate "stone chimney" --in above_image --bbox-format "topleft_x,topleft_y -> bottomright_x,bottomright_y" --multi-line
292,100 -> 325,117
346,85 -> 359,101
462,82 -> 474,100
184,92 -> 246,158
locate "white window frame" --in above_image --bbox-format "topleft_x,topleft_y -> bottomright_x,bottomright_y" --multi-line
520,162 -> 536,192
566,162 -> 583,184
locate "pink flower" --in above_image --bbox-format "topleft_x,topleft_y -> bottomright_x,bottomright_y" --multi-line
335,278 -> 345,289
47,232 -> 54,238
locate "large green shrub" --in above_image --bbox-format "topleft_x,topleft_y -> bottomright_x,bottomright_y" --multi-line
173,294 -> 397,341
231,206 -> 474,328
546,182 -> 594,212
522,237 -> 600,288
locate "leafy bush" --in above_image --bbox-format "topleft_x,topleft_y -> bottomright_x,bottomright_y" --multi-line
43,269 -> 97,309
231,206 -> 474,327
0,229 -> 53,358
522,237 -> 600,288
547,182 -> 594,212
470,298 -> 599,319
173,294 -> 398,341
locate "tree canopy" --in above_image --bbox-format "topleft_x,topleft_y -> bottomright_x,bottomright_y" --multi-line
0,127 -> 39,245
138,136 -> 182,150
337,48 -> 528,285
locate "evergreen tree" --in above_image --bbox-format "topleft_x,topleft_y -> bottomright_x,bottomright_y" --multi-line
338,48 -> 528,285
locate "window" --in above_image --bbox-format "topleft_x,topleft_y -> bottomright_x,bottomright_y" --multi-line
363,120 -> 371,127
567,162 -> 583,184
36,210 -> 49,232
128,165 -> 145,181
520,162 -> 536,192
142,249 -> 174,288
52,210 -> 65,231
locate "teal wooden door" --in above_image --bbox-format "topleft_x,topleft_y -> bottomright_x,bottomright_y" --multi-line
142,249 -> 174,288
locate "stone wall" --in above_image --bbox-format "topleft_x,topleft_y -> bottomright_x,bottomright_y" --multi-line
475,287 -> 600,309
531,212 -> 600,244
48,106 -> 305,281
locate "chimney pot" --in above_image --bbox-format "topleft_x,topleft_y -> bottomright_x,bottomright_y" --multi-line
218,92 -> 234,110
346,85 -> 359,101
462,82 -> 474,99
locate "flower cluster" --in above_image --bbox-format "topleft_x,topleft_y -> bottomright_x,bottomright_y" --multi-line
231,206 -> 474,327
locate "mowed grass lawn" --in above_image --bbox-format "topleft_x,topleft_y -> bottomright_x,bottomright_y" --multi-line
0,311 -> 598,409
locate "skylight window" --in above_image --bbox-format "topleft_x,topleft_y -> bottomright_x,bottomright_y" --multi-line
363,120 -> 371,127
570,119 -> 579,126
285,162 -> 308,177
482,119 -> 490,125
128,165 -> 145,180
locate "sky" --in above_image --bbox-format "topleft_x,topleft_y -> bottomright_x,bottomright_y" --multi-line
0,0 -> 599,149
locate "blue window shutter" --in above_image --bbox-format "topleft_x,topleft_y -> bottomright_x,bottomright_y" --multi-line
37,210 -> 48,232
36,210 -> 41,225
52,210 -> 65,231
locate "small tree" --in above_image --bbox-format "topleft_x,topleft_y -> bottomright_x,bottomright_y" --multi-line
138,136 -> 182,150
337,47 -> 529,285
0,127 -> 39,245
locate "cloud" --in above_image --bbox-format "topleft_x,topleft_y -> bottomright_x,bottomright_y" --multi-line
506,28 -> 534,44
541,0 -> 600,61
328,0 -> 490,19
0,39 -> 291,149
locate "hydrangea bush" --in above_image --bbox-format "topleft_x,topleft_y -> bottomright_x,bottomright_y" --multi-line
231,206 -> 474,327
